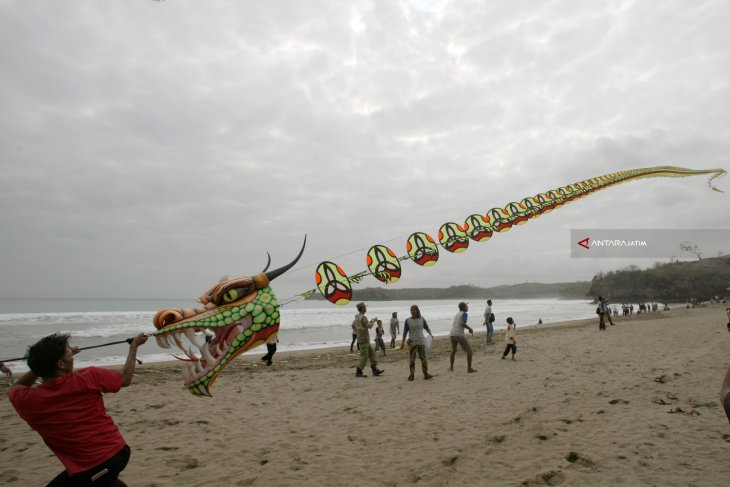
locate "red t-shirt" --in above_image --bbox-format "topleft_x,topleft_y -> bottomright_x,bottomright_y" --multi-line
8,367 -> 126,474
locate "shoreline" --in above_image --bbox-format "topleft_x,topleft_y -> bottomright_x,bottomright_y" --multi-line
157,306 -> 679,363
120,308 -> 668,369
6,306 -> 690,373
2,304 -> 728,486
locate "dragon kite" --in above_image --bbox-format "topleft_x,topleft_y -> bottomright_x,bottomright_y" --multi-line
152,240 -> 305,396
152,165 -> 725,396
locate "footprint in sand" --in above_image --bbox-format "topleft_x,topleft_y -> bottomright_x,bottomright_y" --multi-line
166,456 -> 200,470
608,399 -> 629,405
441,454 -> 460,471
522,470 -> 566,486
565,451 -> 599,471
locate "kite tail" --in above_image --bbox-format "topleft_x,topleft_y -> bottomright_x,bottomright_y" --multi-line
706,169 -> 726,192
296,165 -> 726,305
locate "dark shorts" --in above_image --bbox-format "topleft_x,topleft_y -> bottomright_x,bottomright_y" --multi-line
450,336 -> 472,353
724,391 -> 730,423
48,444 -> 130,487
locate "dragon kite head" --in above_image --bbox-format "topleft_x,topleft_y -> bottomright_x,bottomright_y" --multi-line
152,238 -> 305,397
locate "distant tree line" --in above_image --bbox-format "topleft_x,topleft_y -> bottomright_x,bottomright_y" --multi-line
307,282 -> 591,301
587,255 -> 730,302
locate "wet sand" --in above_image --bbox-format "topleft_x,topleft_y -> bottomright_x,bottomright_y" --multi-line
1,304 -> 729,486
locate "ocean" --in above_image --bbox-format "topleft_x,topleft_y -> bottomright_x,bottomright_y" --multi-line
0,298 -> 597,372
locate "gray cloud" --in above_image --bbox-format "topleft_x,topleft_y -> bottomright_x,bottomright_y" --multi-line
0,0 -> 728,301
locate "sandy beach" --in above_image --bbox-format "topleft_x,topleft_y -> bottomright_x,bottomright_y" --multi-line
1,304 -> 729,486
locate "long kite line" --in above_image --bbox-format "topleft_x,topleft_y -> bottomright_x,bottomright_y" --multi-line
1,338 -> 145,364
290,165 -> 726,306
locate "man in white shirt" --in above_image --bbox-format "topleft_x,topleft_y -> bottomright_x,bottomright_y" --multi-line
449,302 -> 476,373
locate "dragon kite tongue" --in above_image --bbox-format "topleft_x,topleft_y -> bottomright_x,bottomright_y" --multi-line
152,238 -> 306,397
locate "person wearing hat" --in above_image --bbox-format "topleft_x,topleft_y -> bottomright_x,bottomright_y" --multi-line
353,303 -> 384,378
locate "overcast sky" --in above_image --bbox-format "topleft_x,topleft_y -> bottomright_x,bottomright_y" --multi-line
1,0 -> 728,302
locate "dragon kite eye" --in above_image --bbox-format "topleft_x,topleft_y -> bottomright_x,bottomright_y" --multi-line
223,289 -> 240,303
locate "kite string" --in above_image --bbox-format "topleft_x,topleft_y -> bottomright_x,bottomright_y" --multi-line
0,336 -> 151,364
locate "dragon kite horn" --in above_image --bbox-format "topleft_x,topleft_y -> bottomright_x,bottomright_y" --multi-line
252,235 -> 306,290
262,235 -> 307,282
262,252 -> 272,273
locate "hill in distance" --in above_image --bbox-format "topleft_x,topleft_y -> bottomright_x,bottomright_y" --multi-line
307,281 -> 591,301
588,254 -> 730,302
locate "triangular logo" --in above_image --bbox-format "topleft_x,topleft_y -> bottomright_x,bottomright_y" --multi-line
577,237 -> 590,249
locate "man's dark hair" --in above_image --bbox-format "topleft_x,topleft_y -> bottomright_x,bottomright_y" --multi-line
27,333 -> 70,378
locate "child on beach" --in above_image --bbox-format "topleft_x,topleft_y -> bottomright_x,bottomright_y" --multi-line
502,317 -> 517,360
375,320 -> 386,356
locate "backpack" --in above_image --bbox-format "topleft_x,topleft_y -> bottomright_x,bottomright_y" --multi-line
488,313 -> 495,323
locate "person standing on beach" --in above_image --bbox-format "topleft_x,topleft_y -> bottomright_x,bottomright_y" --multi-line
721,308 -> 730,422
597,296 -> 608,331
7,332 -> 148,486
354,303 -> 384,378
350,317 -> 359,353
722,363 -> 730,423
501,317 -> 517,360
603,297 -> 615,325
483,299 -> 494,345
449,302 -> 476,373
401,304 -> 434,381
0,361 -> 12,377
260,337 -> 278,366
374,319 -> 387,356
389,312 -> 400,348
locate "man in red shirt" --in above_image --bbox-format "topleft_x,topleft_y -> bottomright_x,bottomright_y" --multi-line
8,332 -> 148,486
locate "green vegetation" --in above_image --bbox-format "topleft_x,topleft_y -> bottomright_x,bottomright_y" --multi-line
588,255 -> 730,302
